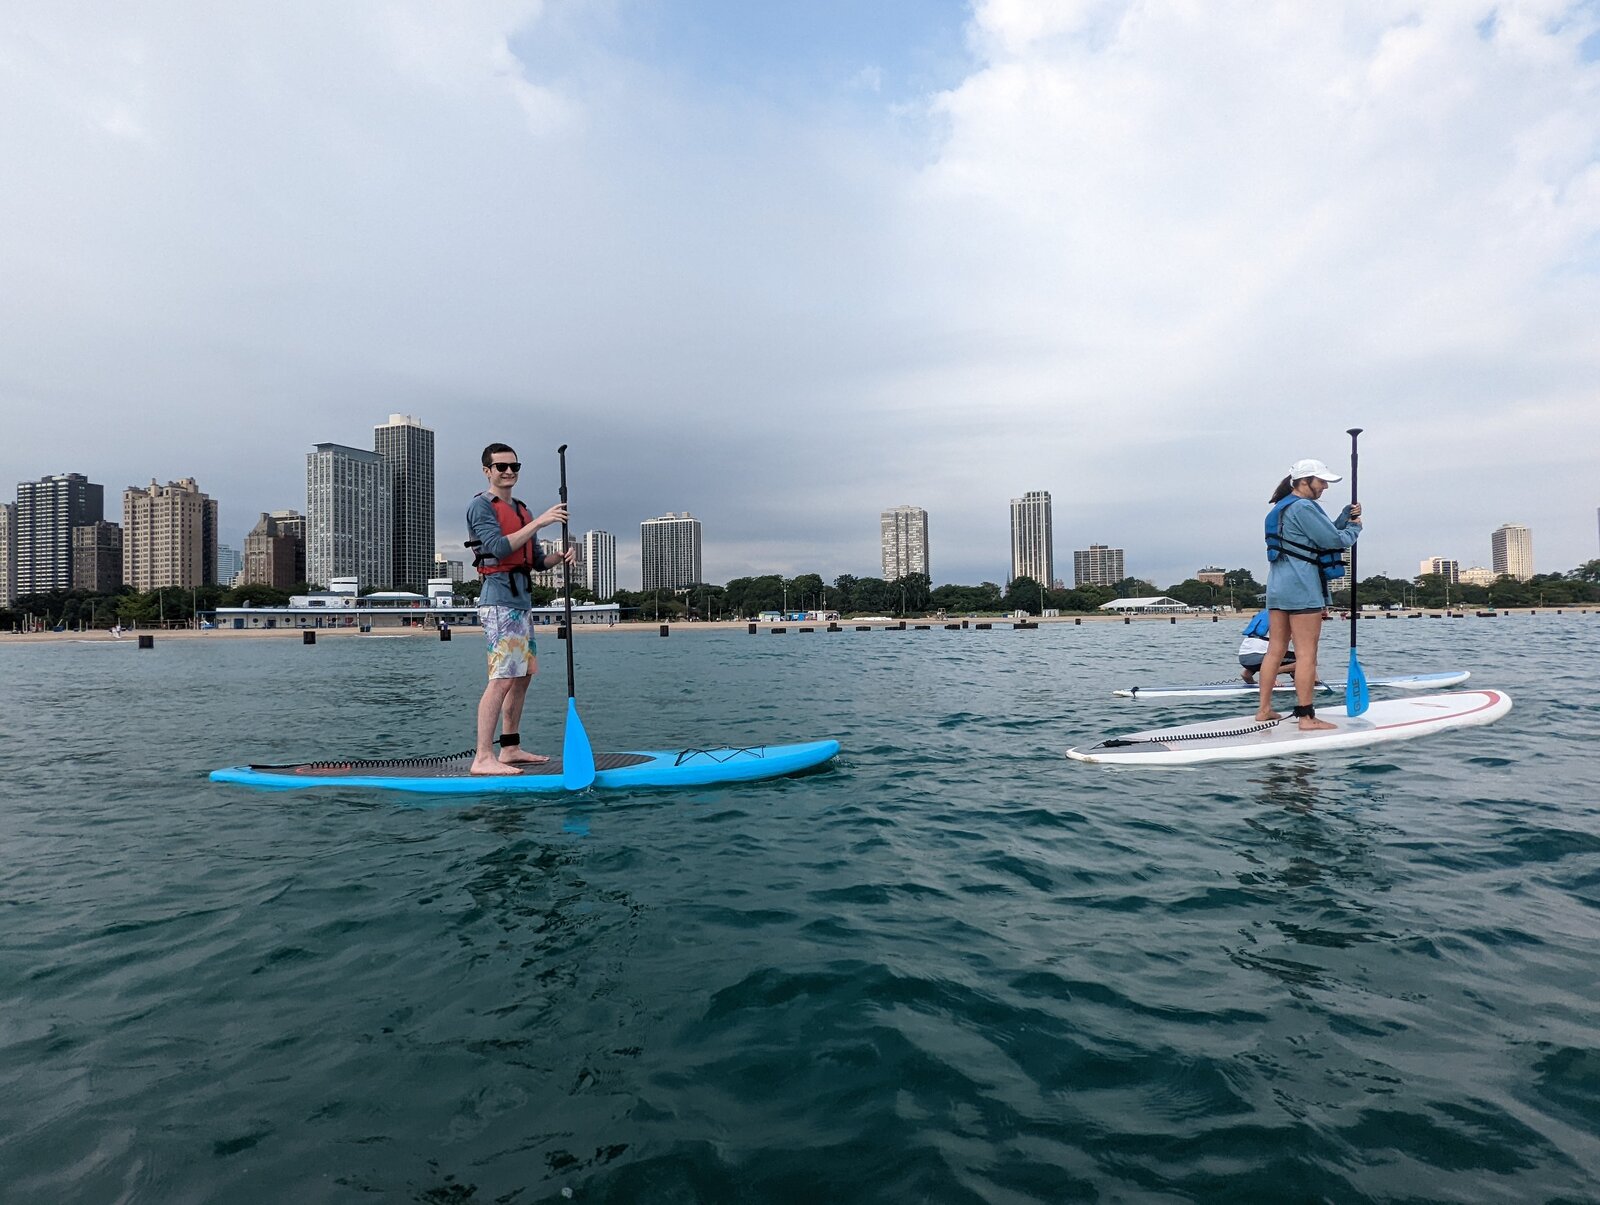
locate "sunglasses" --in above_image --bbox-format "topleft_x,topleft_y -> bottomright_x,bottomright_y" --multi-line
488,461 -> 521,473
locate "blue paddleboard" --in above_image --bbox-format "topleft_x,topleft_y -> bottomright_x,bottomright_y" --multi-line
210,740 -> 840,794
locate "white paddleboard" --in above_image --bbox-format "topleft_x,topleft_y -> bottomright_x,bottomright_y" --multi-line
1068,689 -> 1511,766
1113,671 -> 1470,699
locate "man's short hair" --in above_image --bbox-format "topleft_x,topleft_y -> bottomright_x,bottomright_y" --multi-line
482,442 -> 517,467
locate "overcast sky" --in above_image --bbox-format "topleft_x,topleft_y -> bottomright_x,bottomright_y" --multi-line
3,0 -> 1598,589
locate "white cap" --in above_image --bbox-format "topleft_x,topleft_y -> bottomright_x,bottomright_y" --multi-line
1289,458 -> 1342,483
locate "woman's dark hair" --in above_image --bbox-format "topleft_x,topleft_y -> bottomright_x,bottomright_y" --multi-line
482,442 -> 516,467
1268,476 -> 1294,504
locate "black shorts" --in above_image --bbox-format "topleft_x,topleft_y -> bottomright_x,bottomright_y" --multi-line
1240,653 -> 1297,671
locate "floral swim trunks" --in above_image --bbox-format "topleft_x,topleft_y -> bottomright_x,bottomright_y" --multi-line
480,605 -> 536,679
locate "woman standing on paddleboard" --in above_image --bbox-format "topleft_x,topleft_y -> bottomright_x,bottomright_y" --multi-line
1255,458 -> 1361,730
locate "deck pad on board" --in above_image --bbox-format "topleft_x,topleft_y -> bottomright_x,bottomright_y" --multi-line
1114,671 -> 1470,699
1069,690 -> 1511,766
211,740 -> 841,794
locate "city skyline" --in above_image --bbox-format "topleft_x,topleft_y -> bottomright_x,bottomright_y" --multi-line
3,453 -> 1593,600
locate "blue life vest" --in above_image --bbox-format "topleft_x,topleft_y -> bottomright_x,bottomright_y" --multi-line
1242,609 -> 1271,640
1265,496 -> 1346,582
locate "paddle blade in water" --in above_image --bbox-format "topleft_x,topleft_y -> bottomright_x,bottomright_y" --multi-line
562,697 -> 597,789
1346,649 -> 1370,717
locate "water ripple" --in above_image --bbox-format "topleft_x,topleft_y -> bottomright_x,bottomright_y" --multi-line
1,621 -> 1598,1201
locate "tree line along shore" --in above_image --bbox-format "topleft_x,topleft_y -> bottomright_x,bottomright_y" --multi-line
5,562 -> 1599,633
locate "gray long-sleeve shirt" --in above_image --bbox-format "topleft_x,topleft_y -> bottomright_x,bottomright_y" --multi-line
467,493 -> 535,609
1265,498 -> 1360,611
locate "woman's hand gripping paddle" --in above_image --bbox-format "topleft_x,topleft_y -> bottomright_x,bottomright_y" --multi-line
557,445 -> 596,789
1345,428 -> 1369,717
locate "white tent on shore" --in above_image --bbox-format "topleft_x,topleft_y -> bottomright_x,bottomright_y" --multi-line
1099,596 -> 1191,613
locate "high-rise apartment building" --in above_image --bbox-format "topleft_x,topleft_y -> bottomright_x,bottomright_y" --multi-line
583,530 -> 617,600
217,544 -> 243,586
1418,557 -> 1460,584
530,538 -> 585,591
641,512 -> 703,591
122,478 -> 219,590
243,510 -> 307,588
16,473 -> 104,594
1490,523 -> 1533,582
880,505 -> 930,582
0,502 -> 16,606
374,414 -> 435,591
1009,491 -> 1053,587
1074,543 -> 1125,587
73,521 -> 123,592
306,444 -> 393,590
433,553 -> 466,583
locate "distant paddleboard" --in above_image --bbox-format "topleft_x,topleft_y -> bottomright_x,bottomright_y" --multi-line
211,740 -> 841,794
1068,690 -> 1511,766
1113,671 -> 1470,699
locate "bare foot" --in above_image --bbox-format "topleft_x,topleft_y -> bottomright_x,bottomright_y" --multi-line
1255,710 -> 1284,723
1298,717 -> 1337,731
500,749 -> 550,766
1241,670 -> 1256,684
470,756 -> 522,776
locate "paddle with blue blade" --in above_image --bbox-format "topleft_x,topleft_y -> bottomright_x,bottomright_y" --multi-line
1345,427 -> 1369,716
556,445 -> 596,789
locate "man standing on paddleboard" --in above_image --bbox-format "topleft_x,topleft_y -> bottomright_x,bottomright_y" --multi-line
1255,458 -> 1361,730
465,444 -> 574,776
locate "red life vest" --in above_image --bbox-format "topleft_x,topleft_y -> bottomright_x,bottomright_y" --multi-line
467,493 -> 536,586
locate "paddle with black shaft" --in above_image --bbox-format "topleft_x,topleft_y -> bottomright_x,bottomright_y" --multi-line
557,445 -> 596,788
1345,428 -> 1369,717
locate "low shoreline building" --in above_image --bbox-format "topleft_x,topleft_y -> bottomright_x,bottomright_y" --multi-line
208,590 -> 622,631
1099,596 -> 1190,614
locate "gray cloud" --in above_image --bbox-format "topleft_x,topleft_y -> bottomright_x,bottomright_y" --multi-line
3,1 -> 1596,591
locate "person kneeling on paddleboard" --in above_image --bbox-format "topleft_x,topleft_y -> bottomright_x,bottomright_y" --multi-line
1238,608 -> 1295,686
1256,458 -> 1361,730
466,444 -> 575,776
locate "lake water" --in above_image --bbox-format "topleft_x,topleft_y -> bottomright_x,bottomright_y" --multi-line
3,615 -> 1598,1203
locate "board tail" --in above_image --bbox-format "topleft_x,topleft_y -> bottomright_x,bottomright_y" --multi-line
562,697 -> 596,789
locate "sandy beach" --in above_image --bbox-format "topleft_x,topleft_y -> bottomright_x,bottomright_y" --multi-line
4,607 -> 1592,644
